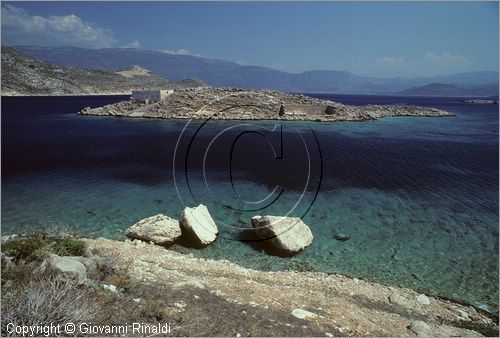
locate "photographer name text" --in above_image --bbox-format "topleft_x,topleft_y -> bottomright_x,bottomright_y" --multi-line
6,322 -> 172,336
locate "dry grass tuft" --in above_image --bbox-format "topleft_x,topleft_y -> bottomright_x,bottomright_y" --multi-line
1,273 -> 102,336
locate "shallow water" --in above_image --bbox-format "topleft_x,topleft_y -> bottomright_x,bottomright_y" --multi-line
1,94 -> 498,312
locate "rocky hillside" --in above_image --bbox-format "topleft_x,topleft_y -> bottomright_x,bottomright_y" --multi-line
175,78 -> 207,88
1,46 -> 171,96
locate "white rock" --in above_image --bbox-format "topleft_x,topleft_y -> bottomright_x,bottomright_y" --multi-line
409,320 -> 432,336
132,239 -> 146,247
103,284 -> 119,293
457,309 -> 470,321
291,308 -> 318,320
325,333 -> 334,337
68,256 -> 98,276
125,214 -> 181,246
416,294 -> 431,305
1,234 -> 17,242
251,215 -> 313,254
174,301 -> 187,309
43,254 -> 87,283
389,293 -> 407,305
180,204 -> 219,246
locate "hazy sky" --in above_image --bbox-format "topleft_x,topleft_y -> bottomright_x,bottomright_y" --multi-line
2,1 -> 498,78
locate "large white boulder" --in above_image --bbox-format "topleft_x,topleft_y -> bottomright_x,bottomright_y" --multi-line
251,215 -> 313,255
125,214 -> 182,246
42,254 -> 87,283
180,204 -> 219,246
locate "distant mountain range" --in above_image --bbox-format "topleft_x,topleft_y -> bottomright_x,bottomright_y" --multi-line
396,83 -> 499,97
5,45 -> 500,96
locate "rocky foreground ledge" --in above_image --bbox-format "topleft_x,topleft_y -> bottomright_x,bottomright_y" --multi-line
1,232 -> 498,337
79,87 -> 453,122
85,237 -> 497,336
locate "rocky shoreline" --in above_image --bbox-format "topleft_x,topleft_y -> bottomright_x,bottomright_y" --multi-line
79,87 -> 454,122
86,237 -> 496,336
2,231 -> 497,337
2,206 -> 498,336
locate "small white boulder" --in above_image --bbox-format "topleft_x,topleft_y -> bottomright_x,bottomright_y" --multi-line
125,214 -> 182,246
251,215 -> 313,254
102,284 -> 120,293
291,308 -> 319,320
180,204 -> 219,246
409,320 -> 433,336
43,254 -> 87,283
416,294 -> 431,305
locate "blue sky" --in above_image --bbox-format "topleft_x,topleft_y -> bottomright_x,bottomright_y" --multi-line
1,1 -> 498,78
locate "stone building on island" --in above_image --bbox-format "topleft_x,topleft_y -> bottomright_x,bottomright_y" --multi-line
131,89 -> 174,104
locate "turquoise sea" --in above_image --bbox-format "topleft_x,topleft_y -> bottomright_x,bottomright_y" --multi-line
1,94 -> 498,313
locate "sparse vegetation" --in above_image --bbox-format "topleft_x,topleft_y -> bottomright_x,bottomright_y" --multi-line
1,273 -> 103,336
1,235 -> 123,336
448,319 -> 499,337
2,234 -> 87,262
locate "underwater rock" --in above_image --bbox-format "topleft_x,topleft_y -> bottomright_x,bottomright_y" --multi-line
125,214 -> 182,246
251,215 -> 313,255
334,233 -> 350,241
180,204 -> 219,246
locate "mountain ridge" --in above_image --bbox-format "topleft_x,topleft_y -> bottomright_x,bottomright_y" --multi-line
12,45 -> 498,96
396,82 -> 500,97
0,46 -> 204,96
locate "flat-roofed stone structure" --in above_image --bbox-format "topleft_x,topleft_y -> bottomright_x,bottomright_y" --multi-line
132,89 -> 174,103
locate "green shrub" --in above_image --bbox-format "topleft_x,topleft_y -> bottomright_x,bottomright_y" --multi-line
2,235 -> 87,262
2,237 -> 49,261
52,237 -> 86,256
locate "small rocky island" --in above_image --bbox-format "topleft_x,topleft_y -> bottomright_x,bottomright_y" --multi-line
79,87 -> 454,122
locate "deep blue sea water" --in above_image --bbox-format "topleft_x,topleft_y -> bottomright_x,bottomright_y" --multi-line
1,94 -> 498,312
